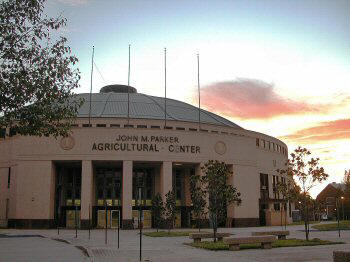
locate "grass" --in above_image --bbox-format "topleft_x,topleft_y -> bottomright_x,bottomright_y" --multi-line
312,220 -> 350,231
186,238 -> 344,251
288,221 -> 320,226
144,230 -> 208,237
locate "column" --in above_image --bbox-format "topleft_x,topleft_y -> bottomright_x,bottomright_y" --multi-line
122,160 -> 133,229
160,161 -> 173,202
81,160 -> 93,229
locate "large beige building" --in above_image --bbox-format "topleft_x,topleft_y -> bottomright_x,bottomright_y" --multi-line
0,85 -> 292,229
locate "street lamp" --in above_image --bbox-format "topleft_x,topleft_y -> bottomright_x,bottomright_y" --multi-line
341,197 -> 345,221
336,199 -> 340,238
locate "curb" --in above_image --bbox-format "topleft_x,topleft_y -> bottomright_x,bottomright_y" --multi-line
51,237 -> 93,258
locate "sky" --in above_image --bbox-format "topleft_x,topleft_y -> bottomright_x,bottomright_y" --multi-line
46,0 -> 350,197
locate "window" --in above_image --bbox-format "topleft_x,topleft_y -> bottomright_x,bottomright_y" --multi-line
132,169 -> 154,206
110,124 -> 120,127
96,124 -> 106,127
260,173 -> 269,189
268,141 -> 271,150
137,125 -> 147,129
124,124 -> 134,128
262,140 -> 266,148
326,197 -> 335,204
260,173 -> 269,200
274,203 -> 280,211
176,127 -> 185,131
256,138 -> 259,147
0,129 -> 6,139
173,170 -> 183,202
164,126 -> 173,130
151,126 -> 160,129
82,124 -> 92,127
273,175 -> 278,199
9,128 -> 16,137
96,168 -> 122,206
7,167 -> 11,188
189,128 -> 197,131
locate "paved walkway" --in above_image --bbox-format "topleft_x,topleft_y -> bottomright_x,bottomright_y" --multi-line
0,233 -> 88,262
1,223 -> 349,262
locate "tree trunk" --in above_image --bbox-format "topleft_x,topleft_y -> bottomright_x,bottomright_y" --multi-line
304,197 -> 309,241
280,205 -> 283,230
285,204 -> 287,230
213,212 -> 217,242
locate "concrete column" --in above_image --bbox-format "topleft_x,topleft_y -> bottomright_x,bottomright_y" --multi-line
81,160 -> 93,228
160,161 -> 173,202
122,160 -> 133,229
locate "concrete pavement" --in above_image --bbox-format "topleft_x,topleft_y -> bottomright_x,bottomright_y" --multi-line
0,223 -> 349,262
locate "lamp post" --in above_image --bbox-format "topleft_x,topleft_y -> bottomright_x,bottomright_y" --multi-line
336,199 -> 340,238
341,196 -> 345,221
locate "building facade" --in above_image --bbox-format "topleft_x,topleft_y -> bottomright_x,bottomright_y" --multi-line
316,182 -> 349,220
0,85 -> 293,229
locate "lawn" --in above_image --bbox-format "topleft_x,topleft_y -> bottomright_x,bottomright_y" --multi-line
288,221 -> 320,226
144,230 -> 208,237
312,220 -> 350,231
186,238 -> 344,251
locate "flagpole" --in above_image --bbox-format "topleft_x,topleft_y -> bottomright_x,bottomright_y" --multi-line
164,48 -> 167,127
127,44 -> 131,125
197,53 -> 201,130
88,46 -> 95,126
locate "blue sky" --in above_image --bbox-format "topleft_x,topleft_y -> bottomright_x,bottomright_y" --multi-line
47,0 -> 350,196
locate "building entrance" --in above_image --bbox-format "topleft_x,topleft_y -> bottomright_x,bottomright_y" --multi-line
93,162 -> 122,228
172,164 -> 197,228
54,162 -> 81,228
97,209 -> 120,228
132,164 -> 155,229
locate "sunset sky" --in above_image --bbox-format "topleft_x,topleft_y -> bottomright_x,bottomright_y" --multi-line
47,0 -> 350,197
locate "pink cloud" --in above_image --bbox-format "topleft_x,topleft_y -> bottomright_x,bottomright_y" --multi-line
280,119 -> 350,143
199,79 -> 327,119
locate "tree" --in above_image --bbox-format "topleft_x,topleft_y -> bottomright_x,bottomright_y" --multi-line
164,190 -> 176,234
0,0 -> 82,137
285,147 -> 328,240
275,179 -> 298,229
343,169 -> 350,199
189,169 -> 206,231
151,193 -> 164,232
201,160 -> 241,242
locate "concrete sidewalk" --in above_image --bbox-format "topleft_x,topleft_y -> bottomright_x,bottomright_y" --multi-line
1,224 -> 349,262
0,233 -> 88,262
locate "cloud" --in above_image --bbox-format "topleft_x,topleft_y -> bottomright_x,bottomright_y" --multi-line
280,119 -> 350,143
199,79 -> 328,119
56,0 -> 88,6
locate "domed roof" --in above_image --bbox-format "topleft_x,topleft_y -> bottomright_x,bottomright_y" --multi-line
76,85 -> 242,129
100,84 -> 137,94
